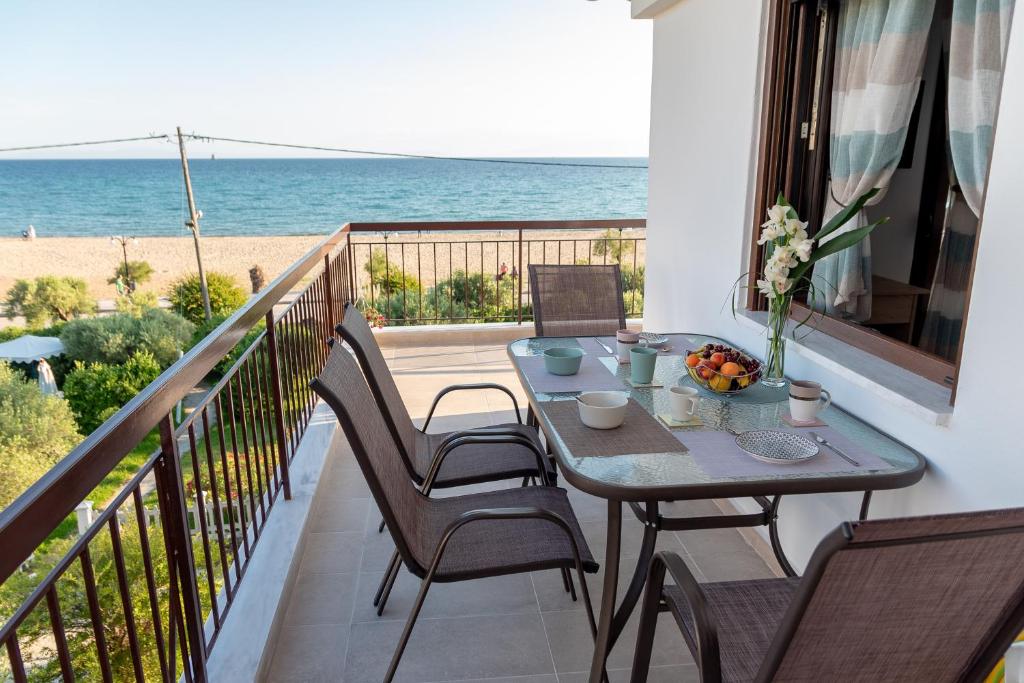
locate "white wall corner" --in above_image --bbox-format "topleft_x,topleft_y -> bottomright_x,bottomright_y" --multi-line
631,0 -> 684,20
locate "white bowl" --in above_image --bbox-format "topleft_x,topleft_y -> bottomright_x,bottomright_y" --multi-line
576,391 -> 629,429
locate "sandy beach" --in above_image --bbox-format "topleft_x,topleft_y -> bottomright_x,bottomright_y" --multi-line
1,229 -> 646,316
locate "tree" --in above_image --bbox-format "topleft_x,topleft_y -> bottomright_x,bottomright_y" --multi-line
0,363 -> 81,510
168,271 -> 248,325
3,276 -> 95,326
61,308 -> 194,369
107,260 -> 154,286
592,229 -> 635,264
63,352 -> 162,433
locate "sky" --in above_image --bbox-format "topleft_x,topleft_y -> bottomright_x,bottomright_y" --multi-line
0,1 -> 652,159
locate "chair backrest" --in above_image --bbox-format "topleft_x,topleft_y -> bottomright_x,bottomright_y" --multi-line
336,302 -> 419,476
756,507 -> 1024,683
528,264 -> 626,337
310,345 -> 429,572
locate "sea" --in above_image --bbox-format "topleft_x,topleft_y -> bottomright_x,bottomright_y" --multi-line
0,158 -> 647,237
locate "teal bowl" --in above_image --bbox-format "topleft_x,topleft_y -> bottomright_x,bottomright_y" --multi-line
543,347 -> 585,375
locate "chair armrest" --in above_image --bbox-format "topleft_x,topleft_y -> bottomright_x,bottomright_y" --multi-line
422,434 -> 551,493
431,426 -> 537,456
654,552 -> 721,683
423,383 -> 523,430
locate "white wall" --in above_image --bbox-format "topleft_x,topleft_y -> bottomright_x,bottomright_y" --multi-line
642,0 -> 1024,568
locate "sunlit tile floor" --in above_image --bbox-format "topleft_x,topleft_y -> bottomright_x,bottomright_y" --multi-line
265,340 -> 777,683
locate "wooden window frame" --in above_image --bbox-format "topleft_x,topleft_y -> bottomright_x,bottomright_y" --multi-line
749,0 -> 963,393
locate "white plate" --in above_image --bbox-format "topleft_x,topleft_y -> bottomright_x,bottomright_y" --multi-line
734,430 -> 819,464
639,332 -> 669,348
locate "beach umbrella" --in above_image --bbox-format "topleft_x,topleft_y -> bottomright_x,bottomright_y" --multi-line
0,335 -> 65,363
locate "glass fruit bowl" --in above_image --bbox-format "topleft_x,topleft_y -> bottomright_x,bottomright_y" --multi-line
684,343 -> 762,394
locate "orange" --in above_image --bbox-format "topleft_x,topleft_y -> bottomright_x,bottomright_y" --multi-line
685,353 -> 701,368
719,361 -> 743,377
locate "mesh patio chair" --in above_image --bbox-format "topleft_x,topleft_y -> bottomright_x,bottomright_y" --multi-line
311,346 -> 600,683
337,302 -> 554,491
630,507 -> 1024,683
528,264 -> 626,337
336,303 -> 573,613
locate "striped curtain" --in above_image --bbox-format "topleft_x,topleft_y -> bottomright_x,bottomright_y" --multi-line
811,0 -> 934,321
948,0 -> 1015,215
920,0 -> 1014,358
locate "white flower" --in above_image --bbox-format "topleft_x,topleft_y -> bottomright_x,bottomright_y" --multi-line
756,279 -> 776,297
784,217 -> 808,238
792,237 -> 814,262
758,222 -> 783,245
763,204 -> 788,227
770,245 -> 798,269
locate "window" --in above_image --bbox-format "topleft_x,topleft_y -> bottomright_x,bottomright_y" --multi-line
750,0 -> 1014,395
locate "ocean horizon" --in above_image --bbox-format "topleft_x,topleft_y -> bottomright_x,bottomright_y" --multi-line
0,157 -> 648,238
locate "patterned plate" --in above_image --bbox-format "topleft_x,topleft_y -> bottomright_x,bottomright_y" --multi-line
639,332 -> 669,348
734,430 -> 819,465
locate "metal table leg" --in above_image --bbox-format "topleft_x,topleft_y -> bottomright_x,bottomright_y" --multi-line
588,501 -> 622,683
767,495 -> 797,577
859,491 -> 873,521
608,503 -> 659,646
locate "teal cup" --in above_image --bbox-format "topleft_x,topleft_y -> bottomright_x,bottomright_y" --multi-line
543,347 -> 585,375
630,346 -> 658,384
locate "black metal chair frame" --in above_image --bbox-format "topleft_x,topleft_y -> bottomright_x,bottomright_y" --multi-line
310,354 -> 601,683
331,309 -> 571,612
630,519 -> 1024,683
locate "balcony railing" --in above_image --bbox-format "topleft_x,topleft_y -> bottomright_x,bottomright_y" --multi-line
0,219 -> 643,682
346,220 -> 646,325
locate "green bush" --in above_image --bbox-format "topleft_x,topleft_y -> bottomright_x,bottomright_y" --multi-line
621,265 -> 645,293
425,270 -> 520,323
191,314 -> 268,377
168,271 -> 248,325
63,352 -> 162,433
114,290 -> 159,314
3,276 -> 95,326
108,260 -> 154,286
365,250 -> 422,296
0,363 -> 81,510
60,308 -> 194,369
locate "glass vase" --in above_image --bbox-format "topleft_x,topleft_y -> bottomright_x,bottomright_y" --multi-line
761,296 -> 791,387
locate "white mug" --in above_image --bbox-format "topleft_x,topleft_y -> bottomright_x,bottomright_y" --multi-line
668,386 -> 699,422
616,329 -> 639,364
789,380 -> 831,423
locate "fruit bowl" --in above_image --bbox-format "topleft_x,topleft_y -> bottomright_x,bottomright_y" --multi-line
684,343 -> 762,394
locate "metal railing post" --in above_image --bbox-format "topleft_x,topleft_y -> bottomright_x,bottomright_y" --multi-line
517,228 -> 524,325
347,236 -> 356,304
323,253 -> 335,339
156,414 -> 209,682
264,312 -> 293,500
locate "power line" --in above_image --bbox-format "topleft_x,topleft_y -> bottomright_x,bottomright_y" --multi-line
185,133 -> 648,169
0,134 -> 170,153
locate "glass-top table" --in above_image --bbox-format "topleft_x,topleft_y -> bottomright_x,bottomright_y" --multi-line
507,334 -> 927,683
508,334 -> 925,501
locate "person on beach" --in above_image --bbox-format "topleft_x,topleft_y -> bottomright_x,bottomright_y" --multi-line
497,261 -> 509,281
22,225 -> 36,240
115,275 -> 126,297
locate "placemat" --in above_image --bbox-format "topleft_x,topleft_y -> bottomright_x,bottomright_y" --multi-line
675,427 -> 893,478
517,354 -> 626,393
541,399 -> 689,457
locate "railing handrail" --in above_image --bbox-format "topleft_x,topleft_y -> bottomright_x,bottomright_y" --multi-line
0,224 -> 350,583
346,218 -> 646,232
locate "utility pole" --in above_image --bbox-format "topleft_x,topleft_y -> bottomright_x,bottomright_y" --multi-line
177,126 -> 212,321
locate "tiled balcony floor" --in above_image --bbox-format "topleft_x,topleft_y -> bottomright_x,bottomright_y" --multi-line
265,338 -> 778,683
